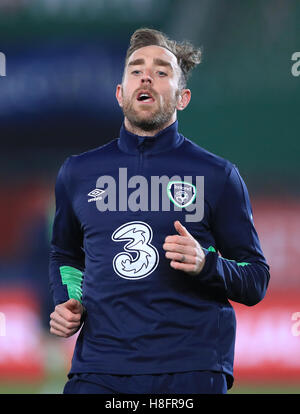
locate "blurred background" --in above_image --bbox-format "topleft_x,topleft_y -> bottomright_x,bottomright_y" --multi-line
0,0 -> 299,394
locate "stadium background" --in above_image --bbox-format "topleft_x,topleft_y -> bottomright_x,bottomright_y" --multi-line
0,0 -> 299,394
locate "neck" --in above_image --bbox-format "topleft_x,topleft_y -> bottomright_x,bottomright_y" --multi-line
124,116 -> 177,137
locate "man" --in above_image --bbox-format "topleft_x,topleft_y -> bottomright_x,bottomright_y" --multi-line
49,28 -> 270,394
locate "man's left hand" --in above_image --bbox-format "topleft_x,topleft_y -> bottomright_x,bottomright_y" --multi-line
163,220 -> 206,275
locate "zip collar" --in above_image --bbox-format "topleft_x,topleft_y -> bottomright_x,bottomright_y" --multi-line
118,120 -> 184,155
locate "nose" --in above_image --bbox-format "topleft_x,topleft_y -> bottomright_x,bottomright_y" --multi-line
141,71 -> 153,85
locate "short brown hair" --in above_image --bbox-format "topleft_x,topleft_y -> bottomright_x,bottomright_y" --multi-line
124,27 -> 202,89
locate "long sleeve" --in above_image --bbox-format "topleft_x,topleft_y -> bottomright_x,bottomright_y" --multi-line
49,158 -> 85,306
200,165 -> 270,306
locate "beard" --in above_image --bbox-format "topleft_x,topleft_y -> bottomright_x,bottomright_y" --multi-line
121,87 -> 179,132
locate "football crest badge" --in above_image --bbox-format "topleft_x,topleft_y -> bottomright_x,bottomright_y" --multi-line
167,181 -> 197,208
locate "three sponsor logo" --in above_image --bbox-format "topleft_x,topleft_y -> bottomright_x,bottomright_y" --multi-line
112,221 -> 159,280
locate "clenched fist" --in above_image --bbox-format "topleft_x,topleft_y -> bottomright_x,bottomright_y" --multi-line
50,298 -> 85,338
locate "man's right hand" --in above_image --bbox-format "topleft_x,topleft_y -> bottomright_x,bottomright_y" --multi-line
50,298 -> 84,338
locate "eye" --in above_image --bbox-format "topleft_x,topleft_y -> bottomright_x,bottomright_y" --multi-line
158,71 -> 167,76
131,70 -> 141,75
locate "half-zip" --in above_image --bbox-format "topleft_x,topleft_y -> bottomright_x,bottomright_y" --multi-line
118,121 -> 184,156
137,140 -> 145,174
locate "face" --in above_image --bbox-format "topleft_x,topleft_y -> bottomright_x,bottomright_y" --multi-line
116,45 -> 191,134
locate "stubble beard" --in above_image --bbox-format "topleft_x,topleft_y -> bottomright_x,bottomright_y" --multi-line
121,88 -> 179,133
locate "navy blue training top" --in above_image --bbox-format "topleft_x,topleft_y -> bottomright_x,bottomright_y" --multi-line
49,121 -> 270,388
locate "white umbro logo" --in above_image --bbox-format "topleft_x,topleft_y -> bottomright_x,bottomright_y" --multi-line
88,188 -> 105,202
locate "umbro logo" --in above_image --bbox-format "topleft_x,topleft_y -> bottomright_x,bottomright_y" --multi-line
88,188 -> 105,202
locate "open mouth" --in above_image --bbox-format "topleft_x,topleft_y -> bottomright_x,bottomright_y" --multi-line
136,91 -> 155,103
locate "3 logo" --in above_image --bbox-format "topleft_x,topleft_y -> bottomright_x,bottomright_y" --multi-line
112,221 -> 159,280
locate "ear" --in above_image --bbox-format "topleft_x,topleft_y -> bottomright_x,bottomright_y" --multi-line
176,89 -> 191,111
115,84 -> 123,107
